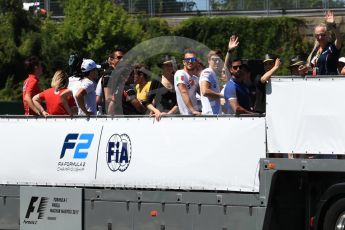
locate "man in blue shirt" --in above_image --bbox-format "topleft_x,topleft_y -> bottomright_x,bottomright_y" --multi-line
223,58 -> 253,115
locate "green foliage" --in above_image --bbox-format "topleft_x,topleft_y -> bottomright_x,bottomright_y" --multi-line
0,76 -> 22,101
0,0 -> 329,100
0,2 -> 40,91
59,0 -> 142,61
175,16 -> 308,74
137,16 -> 171,39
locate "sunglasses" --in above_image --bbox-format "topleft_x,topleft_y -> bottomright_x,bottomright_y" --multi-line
232,65 -> 242,70
184,57 -> 197,63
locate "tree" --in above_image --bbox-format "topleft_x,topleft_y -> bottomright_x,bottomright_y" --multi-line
175,16 -> 310,75
0,0 -> 41,89
59,0 -> 142,62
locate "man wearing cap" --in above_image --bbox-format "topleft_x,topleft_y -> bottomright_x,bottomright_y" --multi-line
199,50 -> 223,115
174,49 -> 201,115
289,55 -> 308,76
75,59 -> 100,116
254,54 -> 281,114
338,57 -> 345,75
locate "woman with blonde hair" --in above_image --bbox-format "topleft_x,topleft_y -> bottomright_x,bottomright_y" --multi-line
307,10 -> 342,75
33,70 -> 76,117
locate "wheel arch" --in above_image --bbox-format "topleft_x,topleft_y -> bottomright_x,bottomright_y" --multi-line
315,183 -> 345,230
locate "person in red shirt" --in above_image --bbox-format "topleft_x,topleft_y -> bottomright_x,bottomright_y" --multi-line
33,70 -> 76,117
22,56 -> 42,115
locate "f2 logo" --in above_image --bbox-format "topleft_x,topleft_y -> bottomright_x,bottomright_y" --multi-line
60,133 -> 94,159
25,196 -> 49,219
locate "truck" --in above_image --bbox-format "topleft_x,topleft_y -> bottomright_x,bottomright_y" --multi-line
0,75 -> 345,230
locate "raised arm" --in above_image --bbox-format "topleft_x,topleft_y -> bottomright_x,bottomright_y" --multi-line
260,58 -> 282,83
223,35 -> 239,75
325,10 -> 342,49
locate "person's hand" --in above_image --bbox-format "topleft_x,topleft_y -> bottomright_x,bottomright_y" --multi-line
191,110 -> 201,116
151,111 -> 167,121
274,58 -> 282,68
42,111 -> 49,117
228,35 -> 239,51
85,111 -> 93,116
325,10 -> 335,24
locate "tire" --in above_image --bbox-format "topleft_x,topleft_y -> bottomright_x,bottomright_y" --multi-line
323,198 -> 345,230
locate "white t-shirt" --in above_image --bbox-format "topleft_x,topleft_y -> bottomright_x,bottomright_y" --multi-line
174,69 -> 199,115
68,76 -> 81,97
78,78 -> 97,115
96,78 -> 103,97
199,68 -> 221,115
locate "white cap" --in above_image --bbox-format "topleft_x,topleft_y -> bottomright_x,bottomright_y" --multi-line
339,57 -> 345,64
81,59 -> 101,72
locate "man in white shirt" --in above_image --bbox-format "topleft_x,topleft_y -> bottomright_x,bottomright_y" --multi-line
199,50 -> 223,115
174,50 -> 201,115
75,59 -> 100,116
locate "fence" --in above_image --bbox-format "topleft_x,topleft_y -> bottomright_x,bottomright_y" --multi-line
39,0 -> 345,17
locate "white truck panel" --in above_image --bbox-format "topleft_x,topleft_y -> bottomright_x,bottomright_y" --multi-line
0,117 -> 265,192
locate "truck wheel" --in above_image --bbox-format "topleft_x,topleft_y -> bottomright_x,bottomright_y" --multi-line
323,198 -> 345,230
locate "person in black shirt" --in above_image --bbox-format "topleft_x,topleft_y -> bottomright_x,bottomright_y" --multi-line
254,54 -> 281,114
158,60 -> 178,114
96,48 -> 124,114
122,71 -> 146,115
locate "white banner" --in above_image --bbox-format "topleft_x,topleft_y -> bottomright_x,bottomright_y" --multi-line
0,117 -> 265,192
95,117 -> 265,192
0,119 -> 101,185
267,77 -> 345,155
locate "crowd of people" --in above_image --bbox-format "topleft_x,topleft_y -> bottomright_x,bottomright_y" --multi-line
22,11 -> 344,119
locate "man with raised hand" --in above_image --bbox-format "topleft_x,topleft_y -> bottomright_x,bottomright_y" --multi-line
174,49 -> 201,115
199,50 -> 223,115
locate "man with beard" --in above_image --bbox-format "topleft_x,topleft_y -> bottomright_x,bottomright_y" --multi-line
174,49 -> 201,115
223,57 -> 253,115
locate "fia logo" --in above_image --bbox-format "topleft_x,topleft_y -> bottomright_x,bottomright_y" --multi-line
60,133 -> 94,159
23,196 -> 49,224
106,134 -> 132,172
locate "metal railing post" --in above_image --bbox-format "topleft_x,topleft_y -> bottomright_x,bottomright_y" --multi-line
44,0 -> 50,12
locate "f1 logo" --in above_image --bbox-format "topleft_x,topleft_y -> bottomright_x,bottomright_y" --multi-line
25,196 -> 49,219
60,133 -> 94,159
